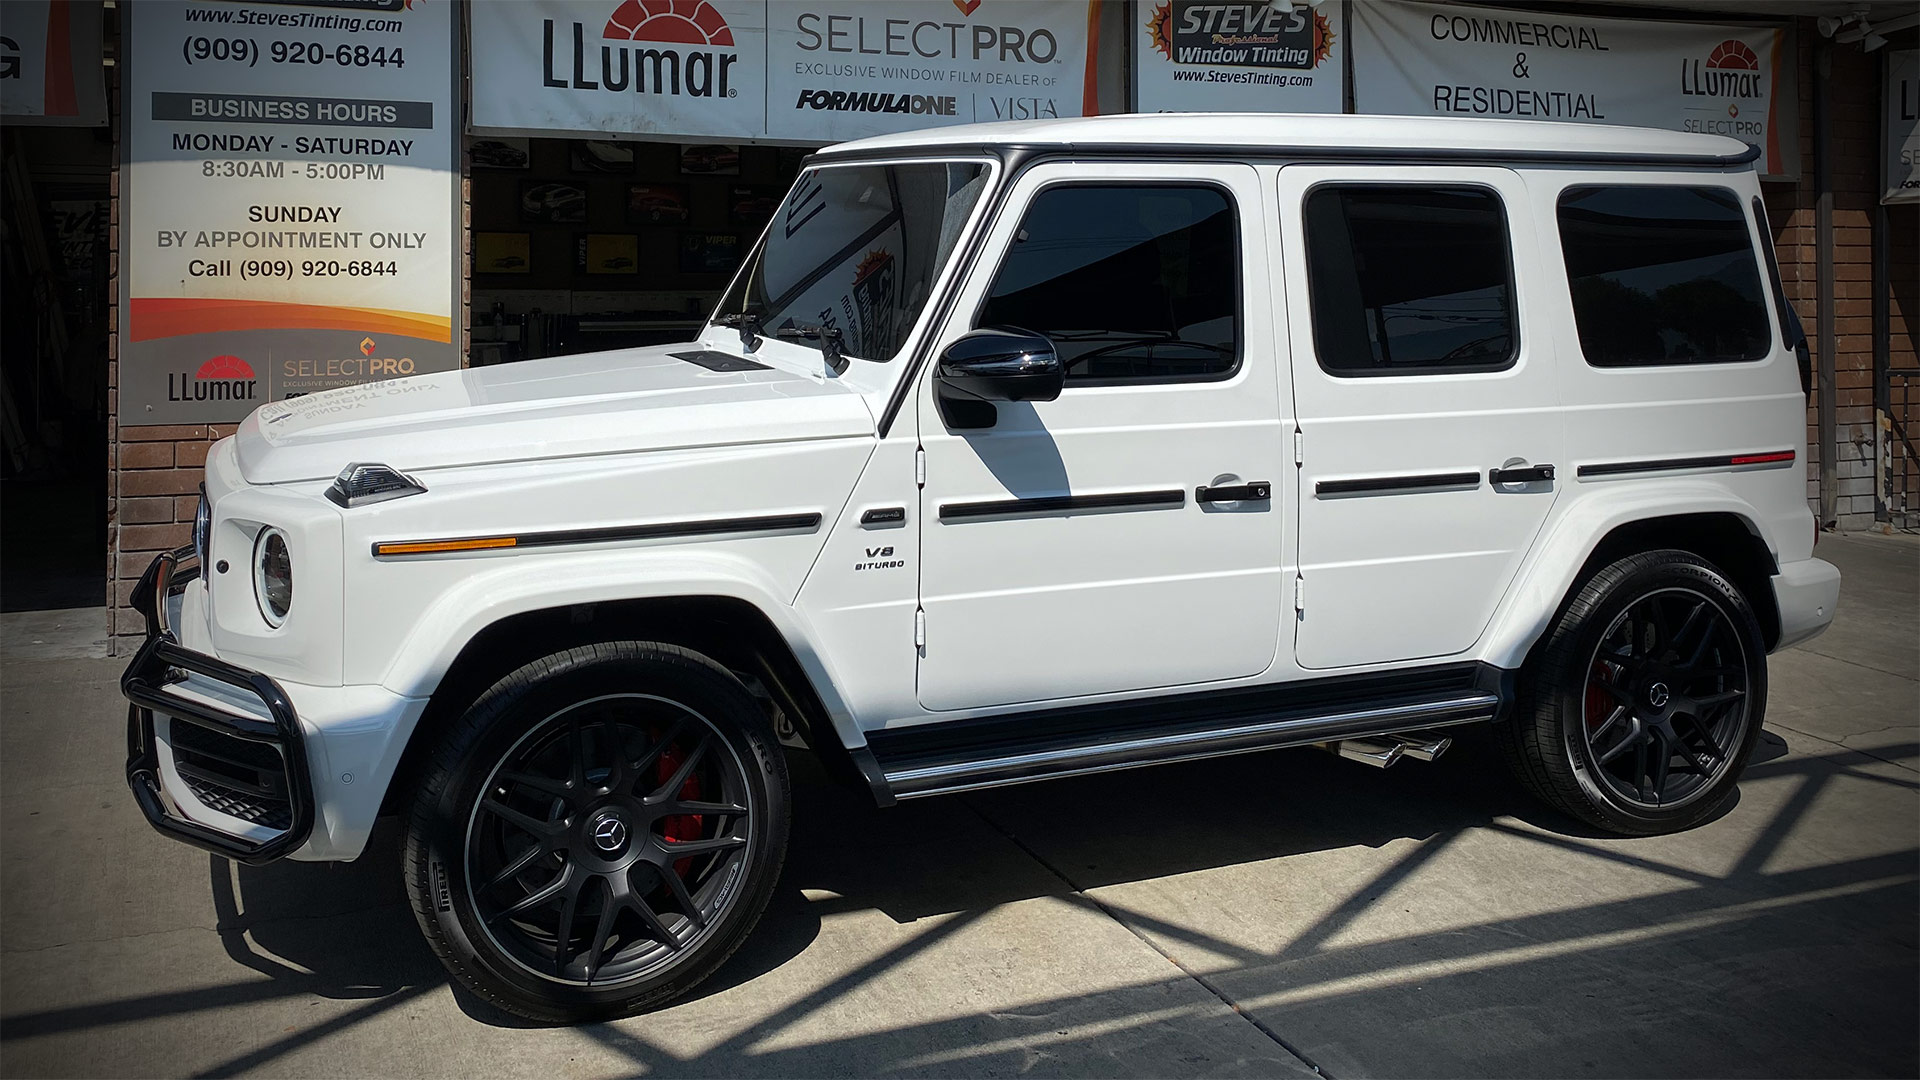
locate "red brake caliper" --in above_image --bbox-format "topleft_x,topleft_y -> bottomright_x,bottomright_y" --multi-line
1586,662 -> 1616,730
655,745 -> 703,879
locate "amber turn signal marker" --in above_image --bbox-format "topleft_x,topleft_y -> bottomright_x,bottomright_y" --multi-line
374,536 -> 518,557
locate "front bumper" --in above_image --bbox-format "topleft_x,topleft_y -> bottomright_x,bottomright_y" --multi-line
121,547 -> 315,864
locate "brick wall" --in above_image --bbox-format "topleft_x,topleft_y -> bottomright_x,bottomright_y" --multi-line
1764,25 -> 1909,529
106,425 -> 235,649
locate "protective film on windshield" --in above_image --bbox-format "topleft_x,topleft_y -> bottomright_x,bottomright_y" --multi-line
721,162 -> 988,362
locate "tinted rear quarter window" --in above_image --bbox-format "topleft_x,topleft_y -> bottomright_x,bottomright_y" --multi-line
1557,186 -> 1771,367
1302,185 -> 1517,376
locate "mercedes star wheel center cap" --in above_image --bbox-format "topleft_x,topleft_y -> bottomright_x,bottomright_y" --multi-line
590,813 -> 628,853
1648,682 -> 1672,709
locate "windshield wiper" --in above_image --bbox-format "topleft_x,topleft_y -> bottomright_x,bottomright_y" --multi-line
713,311 -> 762,351
777,324 -> 848,374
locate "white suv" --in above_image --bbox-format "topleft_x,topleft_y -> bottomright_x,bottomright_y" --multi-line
121,114 -> 1841,1022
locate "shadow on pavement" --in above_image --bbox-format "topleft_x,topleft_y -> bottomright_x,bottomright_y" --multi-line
3,731 -> 1913,1077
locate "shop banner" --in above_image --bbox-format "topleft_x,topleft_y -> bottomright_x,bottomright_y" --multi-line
120,1 -> 460,424
1886,50 -> 1918,205
470,0 -> 768,141
470,0 -> 1095,143
0,0 -> 108,126
765,0 -> 1095,141
1134,0 -> 1342,115
1352,2 -> 1787,176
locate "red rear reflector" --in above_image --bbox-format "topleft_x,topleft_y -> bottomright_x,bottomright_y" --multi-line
1730,451 -> 1796,466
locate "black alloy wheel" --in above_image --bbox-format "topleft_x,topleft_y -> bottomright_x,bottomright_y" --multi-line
407,642 -> 789,1023
1579,588 -> 1752,811
1498,550 -> 1768,836
467,694 -> 755,985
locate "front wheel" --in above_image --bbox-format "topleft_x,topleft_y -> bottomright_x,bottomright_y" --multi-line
1499,550 -> 1768,836
405,642 -> 789,1023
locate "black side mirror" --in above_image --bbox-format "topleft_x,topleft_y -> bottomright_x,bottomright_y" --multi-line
937,328 -> 1064,404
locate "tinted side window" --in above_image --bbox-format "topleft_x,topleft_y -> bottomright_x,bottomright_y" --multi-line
977,184 -> 1238,383
1303,186 -> 1517,376
1557,186 -> 1771,367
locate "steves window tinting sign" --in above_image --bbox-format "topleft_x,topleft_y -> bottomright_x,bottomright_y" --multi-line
1352,2 -> 1792,179
120,0 -> 460,425
1133,0 -> 1344,115
469,0 -> 1096,144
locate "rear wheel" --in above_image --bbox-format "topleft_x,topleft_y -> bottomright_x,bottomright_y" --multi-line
405,642 -> 789,1023
1499,550 -> 1767,836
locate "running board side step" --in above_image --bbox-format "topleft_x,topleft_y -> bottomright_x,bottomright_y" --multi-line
855,663 -> 1505,804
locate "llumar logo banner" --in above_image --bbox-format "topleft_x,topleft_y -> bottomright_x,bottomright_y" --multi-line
474,1 -> 1093,141
1680,40 -> 1762,101
170,355 -> 258,403
1147,1 -> 1334,69
543,0 -> 741,99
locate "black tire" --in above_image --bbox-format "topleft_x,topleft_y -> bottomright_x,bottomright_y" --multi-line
405,641 -> 789,1023
1498,549 -> 1768,836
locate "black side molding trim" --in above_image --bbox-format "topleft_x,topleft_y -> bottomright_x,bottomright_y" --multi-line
939,489 -> 1186,522
1315,472 -> 1481,497
1577,449 -> 1796,479
373,512 -> 823,558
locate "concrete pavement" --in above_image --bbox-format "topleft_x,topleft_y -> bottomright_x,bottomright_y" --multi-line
2,533 -> 1914,1078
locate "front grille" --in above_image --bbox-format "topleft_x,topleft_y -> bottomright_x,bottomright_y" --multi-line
168,718 -> 294,831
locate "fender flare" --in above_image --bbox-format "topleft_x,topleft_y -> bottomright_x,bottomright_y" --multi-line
1479,480 -> 1774,670
375,548 -> 866,751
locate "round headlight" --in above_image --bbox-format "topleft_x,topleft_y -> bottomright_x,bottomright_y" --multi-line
253,527 -> 292,627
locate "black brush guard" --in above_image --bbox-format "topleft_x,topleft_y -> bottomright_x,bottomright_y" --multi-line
122,546 -> 314,864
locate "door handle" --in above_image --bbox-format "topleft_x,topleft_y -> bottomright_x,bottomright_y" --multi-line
1196,481 -> 1272,503
1489,464 -> 1555,485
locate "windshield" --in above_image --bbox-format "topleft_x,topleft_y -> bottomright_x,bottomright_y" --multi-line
715,161 -> 989,362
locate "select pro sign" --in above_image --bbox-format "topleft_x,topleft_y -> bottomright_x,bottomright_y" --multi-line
469,0 -> 1096,143
119,1 -> 460,425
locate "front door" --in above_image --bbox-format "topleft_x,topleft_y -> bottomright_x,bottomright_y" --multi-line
1277,164 -> 1563,670
915,162 -> 1285,712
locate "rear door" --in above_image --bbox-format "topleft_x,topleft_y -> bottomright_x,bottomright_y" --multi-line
1278,165 -> 1563,670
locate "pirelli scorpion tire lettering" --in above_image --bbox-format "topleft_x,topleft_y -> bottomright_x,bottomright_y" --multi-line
405,642 -> 790,1023
1498,550 -> 1768,837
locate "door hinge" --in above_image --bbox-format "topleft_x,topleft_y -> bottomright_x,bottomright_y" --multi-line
1293,429 -> 1305,466
913,608 -> 926,647
1294,576 -> 1306,612
915,447 -> 926,487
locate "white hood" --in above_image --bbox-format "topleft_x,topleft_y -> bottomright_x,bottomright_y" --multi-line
234,344 -> 875,485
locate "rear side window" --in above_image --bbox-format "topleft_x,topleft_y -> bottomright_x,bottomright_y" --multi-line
1557,186 -> 1771,367
1302,185 -> 1517,376
976,184 -> 1239,383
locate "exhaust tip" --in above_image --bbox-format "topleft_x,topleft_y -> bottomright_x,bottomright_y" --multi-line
1321,738 -> 1404,768
1386,732 -> 1454,762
